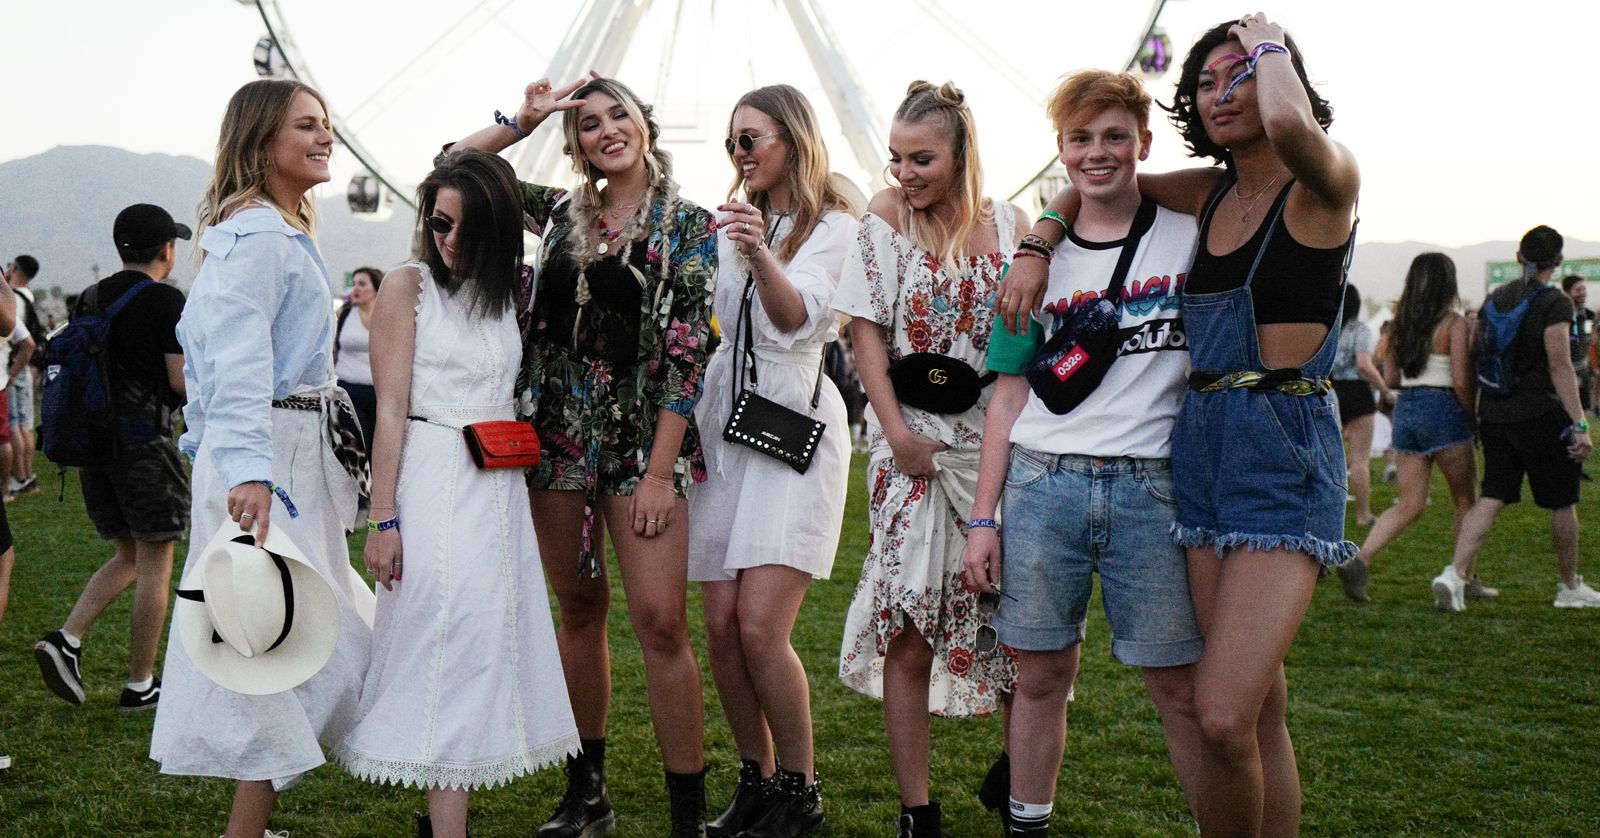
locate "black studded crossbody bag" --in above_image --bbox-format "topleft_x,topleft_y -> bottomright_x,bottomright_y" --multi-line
722,271 -> 828,474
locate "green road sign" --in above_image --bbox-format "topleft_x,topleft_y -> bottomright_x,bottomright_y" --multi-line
1488,257 -> 1600,289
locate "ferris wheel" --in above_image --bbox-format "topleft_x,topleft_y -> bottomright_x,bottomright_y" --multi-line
237,0 -> 1182,221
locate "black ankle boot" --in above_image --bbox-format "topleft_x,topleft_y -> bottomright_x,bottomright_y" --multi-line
737,768 -> 823,838
707,760 -> 774,837
538,739 -> 615,838
977,752 -> 1012,830
897,801 -> 941,838
666,768 -> 709,838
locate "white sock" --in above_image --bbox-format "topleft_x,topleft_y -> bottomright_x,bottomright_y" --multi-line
127,676 -> 154,692
1009,798 -> 1052,823
59,630 -> 82,648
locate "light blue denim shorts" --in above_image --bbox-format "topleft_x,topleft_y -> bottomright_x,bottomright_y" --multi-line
993,447 -> 1204,668
1390,387 -> 1474,456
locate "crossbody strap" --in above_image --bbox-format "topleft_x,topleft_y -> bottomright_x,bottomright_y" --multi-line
730,223 -> 827,412
1101,198 -> 1160,310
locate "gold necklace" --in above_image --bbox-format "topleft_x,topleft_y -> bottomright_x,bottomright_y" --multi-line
1235,174 -> 1281,222
597,195 -> 644,255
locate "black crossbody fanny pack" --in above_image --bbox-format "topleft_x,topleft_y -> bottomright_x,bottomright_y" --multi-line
1023,199 -> 1156,415
888,352 -> 997,414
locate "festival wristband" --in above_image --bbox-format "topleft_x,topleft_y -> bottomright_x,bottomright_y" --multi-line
367,517 -> 400,533
1037,210 -> 1069,231
259,480 -> 299,519
494,109 -> 529,140
968,518 -> 998,530
1575,417 -> 1591,433
1250,41 -> 1289,62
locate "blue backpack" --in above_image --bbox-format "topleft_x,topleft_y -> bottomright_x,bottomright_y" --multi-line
1474,284 -> 1554,397
40,279 -> 153,466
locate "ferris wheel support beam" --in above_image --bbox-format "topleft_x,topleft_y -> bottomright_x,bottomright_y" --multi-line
506,0 -> 656,186
247,0 -> 419,211
781,0 -> 889,190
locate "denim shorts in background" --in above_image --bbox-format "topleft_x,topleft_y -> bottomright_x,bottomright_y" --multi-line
993,447 -> 1203,668
1390,387 -> 1474,456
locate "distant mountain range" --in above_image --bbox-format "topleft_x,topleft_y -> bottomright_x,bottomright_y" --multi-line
0,145 -> 415,298
1,146 -> 1595,313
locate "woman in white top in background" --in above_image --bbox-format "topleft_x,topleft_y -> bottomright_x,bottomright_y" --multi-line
1339,253 -> 1480,602
689,84 -> 856,838
334,265 -> 382,453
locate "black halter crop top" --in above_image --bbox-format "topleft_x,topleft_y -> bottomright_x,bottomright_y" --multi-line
1183,180 -> 1350,327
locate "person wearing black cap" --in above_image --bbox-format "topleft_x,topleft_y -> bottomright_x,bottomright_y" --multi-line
1432,225 -> 1598,611
34,203 -> 193,712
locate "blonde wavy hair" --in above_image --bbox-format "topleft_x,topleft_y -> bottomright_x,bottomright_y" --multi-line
725,85 -> 855,262
196,80 -> 327,261
559,77 -> 678,274
891,80 -> 992,264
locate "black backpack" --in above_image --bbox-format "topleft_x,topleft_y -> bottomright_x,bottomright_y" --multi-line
16,290 -> 48,374
39,280 -> 152,466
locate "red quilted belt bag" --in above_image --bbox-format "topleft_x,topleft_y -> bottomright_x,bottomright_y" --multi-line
410,416 -> 541,470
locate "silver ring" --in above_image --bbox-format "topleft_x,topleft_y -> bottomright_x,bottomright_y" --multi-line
742,222 -> 750,233
239,512 -> 255,519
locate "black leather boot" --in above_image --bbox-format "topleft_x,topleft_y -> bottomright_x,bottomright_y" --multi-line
897,801 -> 941,838
666,767 -> 709,838
737,768 -> 823,838
707,759 -> 774,837
538,740 -> 615,838
977,751 -> 1012,830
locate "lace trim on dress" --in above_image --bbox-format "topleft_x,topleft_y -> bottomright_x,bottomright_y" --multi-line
334,732 -> 580,791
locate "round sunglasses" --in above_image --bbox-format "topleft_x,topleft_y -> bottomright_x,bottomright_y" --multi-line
425,215 -> 455,235
724,132 -> 781,155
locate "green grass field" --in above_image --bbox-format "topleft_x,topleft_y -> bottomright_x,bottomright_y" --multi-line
2,456 -> 1598,836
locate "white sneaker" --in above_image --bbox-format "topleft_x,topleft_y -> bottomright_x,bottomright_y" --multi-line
1431,565 -> 1466,612
0,752 -> 11,770
1554,578 -> 1600,608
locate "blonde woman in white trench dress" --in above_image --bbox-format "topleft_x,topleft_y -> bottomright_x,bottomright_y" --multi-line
689,85 -> 855,838
150,80 -> 374,838
334,151 -> 578,837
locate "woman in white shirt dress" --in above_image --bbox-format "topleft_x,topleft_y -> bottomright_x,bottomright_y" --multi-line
150,79 -> 373,838
688,84 -> 856,838
335,149 -> 578,838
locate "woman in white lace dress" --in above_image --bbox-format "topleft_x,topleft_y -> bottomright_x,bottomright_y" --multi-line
834,81 -> 1026,837
335,149 -> 578,837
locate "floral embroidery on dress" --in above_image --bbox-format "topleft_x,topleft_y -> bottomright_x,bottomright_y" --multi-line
836,207 -> 1018,717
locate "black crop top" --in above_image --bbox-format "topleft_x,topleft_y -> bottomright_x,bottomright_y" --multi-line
1184,180 -> 1350,327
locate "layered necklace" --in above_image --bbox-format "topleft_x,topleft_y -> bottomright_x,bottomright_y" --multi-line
596,195 -> 643,255
1234,174 -> 1282,223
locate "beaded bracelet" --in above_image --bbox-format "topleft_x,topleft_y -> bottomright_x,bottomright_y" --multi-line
494,110 -> 530,140
1013,248 -> 1049,262
367,516 -> 399,533
1037,210 -> 1069,231
968,518 -> 998,530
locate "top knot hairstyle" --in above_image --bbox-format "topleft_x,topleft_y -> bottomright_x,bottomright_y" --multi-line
1167,20 -> 1333,168
892,80 -> 992,263
416,148 -> 524,318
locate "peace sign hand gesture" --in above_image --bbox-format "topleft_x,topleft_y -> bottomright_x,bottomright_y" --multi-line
515,76 -> 591,135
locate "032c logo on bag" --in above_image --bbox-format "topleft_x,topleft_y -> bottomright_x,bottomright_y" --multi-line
1052,346 -> 1090,381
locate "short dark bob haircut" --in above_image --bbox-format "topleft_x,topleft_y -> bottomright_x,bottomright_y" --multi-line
416,148 -> 523,318
1167,20 -> 1334,169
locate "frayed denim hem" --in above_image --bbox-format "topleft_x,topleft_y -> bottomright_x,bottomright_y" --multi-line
1171,522 -> 1358,568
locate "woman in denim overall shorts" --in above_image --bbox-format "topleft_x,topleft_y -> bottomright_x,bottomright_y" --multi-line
998,14 -> 1360,836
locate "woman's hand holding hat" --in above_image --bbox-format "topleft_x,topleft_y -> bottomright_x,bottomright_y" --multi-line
227,481 -> 272,547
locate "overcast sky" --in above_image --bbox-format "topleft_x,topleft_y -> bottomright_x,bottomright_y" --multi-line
6,0 -> 1599,246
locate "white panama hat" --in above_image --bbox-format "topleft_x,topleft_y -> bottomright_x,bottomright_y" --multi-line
175,522 -> 343,695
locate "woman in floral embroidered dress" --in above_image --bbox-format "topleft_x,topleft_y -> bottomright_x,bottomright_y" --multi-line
451,76 -> 715,836
833,80 -> 1026,837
